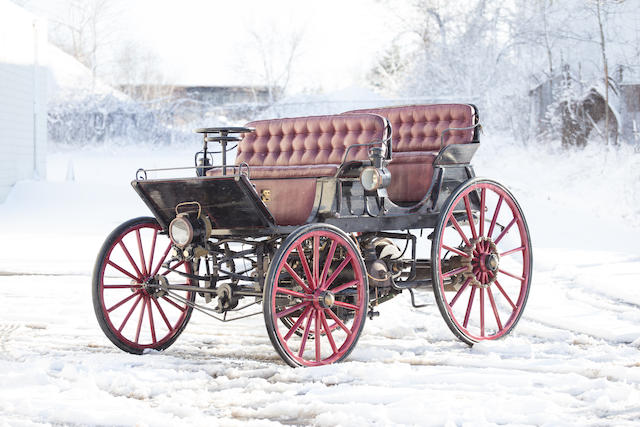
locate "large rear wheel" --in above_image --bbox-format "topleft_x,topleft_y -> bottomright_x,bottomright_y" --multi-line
432,179 -> 532,345
264,224 -> 368,367
92,217 -> 195,354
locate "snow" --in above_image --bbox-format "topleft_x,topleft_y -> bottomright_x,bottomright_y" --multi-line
46,44 -> 121,100
1,135 -> 640,425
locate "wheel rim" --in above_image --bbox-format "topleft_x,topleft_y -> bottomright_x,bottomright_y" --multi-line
98,221 -> 193,350
270,229 -> 367,366
437,182 -> 531,341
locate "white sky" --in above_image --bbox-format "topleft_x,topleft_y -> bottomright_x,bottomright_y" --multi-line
21,0 -> 401,92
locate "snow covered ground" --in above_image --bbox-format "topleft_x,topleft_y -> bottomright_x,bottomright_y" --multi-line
1,136 -> 639,425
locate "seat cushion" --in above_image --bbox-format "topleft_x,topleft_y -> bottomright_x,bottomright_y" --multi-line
236,113 -> 388,167
345,104 -> 475,152
386,151 -> 437,203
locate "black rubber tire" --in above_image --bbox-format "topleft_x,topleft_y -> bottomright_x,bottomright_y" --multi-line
92,216 -> 195,354
431,178 -> 533,346
263,223 -> 369,367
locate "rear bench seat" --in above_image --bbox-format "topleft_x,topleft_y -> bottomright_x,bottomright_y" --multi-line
344,104 -> 477,204
207,113 -> 389,225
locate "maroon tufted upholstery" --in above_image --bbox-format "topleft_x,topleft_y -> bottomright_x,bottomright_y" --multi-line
236,113 -> 388,167
344,104 -> 477,203
207,113 -> 388,225
345,104 -> 475,152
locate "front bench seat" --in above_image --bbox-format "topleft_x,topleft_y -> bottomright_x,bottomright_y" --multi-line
207,113 -> 389,225
344,104 -> 477,204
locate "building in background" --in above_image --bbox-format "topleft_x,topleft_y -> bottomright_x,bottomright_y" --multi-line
0,0 -> 47,202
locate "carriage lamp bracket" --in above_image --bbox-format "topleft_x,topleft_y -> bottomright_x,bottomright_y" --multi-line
175,201 -> 202,218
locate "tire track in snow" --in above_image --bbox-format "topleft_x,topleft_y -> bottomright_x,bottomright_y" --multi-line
0,323 -> 21,361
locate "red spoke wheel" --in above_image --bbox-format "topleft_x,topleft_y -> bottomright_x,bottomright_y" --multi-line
264,224 -> 368,367
432,179 -> 532,345
92,217 -> 195,354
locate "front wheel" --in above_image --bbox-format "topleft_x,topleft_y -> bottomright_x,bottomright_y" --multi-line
92,217 -> 195,354
432,179 -> 532,345
264,224 -> 369,367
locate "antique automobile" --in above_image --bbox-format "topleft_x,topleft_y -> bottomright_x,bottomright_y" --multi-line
92,104 -> 532,367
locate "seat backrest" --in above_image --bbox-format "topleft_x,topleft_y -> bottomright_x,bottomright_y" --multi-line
344,104 -> 477,153
236,113 -> 389,167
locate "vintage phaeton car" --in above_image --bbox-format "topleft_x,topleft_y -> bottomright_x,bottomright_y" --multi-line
92,104 -> 532,367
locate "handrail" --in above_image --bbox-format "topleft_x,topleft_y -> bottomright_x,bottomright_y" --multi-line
439,123 -> 482,150
134,163 -> 251,181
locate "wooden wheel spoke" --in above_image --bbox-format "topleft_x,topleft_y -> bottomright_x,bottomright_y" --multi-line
119,241 -> 144,280
311,236 -> 320,288
162,260 -> 185,276
320,310 -> 338,354
480,288 -> 485,337
296,244 -> 314,291
442,265 -> 469,279
322,254 -> 352,291
487,288 -> 503,330
464,195 -> 478,240
494,217 -> 518,245
442,244 -> 470,258
479,188 -> 486,237
284,306 -> 312,341
450,216 -> 471,247
315,310 -> 321,362
136,229 -> 148,277
333,300 -> 358,311
500,246 -> 526,257
487,195 -> 504,239
107,291 -> 140,313
328,280 -> 359,294
319,240 -> 338,289
283,263 -> 313,294
134,296 -> 147,344
326,308 -> 351,336
275,287 -> 308,299
449,277 -> 471,307
118,294 -> 143,332
151,243 -> 172,277
463,286 -> 477,328
147,297 -> 157,344
298,309 -> 315,357
107,261 -> 140,282
152,297 -> 173,330
499,268 -> 525,281
161,296 -> 187,312
147,229 -> 158,278
103,284 -> 142,289
494,280 -> 516,310
276,301 -> 310,319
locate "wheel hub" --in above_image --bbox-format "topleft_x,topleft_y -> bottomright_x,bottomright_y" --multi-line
463,237 -> 500,288
318,291 -> 336,308
138,275 -> 168,298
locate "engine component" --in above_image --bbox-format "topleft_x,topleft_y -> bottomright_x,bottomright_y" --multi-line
215,283 -> 239,313
362,237 -> 405,287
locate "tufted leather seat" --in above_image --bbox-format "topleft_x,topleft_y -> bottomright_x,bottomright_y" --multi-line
207,113 -> 389,225
344,104 -> 476,202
